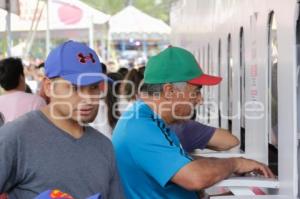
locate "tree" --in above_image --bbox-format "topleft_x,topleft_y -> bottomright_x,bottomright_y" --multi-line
81,0 -> 176,24
81,0 -> 125,15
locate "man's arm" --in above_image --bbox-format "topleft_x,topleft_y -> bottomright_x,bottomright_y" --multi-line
170,121 -> 239,152
171,157 -> 275,191
108,156 -> 125,199
108,169 -> 125,199
0,128 -> 18,193
206,128 -> 240,151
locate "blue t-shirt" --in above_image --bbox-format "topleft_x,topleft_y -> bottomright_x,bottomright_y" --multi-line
112,100 -> 198,199
169,120 -> 216,152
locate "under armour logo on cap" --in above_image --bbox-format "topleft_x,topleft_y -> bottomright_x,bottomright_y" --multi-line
77,53 -> 96,64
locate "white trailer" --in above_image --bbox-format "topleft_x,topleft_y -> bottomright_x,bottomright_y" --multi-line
171,0 -> 299,198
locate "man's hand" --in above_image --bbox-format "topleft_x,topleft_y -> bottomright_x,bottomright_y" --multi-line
233,157 -> 275,178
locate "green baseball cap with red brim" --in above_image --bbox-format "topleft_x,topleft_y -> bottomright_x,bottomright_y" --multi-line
144,46 -> 222,85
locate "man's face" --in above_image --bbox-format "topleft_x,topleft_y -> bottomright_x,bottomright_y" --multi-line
171,83 -> 203,120
48,78 -> 103,124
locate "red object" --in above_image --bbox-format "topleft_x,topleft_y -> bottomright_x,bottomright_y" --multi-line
0,193 -> 8,199
50,190 -> 74,199
58,4 -> 83,25
252,187 -> 266,195
77,53 -> 96,64
188,74 -> 222,86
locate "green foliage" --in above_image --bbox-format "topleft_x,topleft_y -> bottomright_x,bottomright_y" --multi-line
81,0 -> 176,24
82,0 -> 126,15
134,0 -> 175,24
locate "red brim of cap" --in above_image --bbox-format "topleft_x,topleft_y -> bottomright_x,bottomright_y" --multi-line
188,74 -> 222,86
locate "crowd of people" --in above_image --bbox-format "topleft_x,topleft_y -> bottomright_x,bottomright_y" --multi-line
0,40 -> 274,199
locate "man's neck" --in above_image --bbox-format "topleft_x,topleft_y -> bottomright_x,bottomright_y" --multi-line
40,106 -> 84,139
4,87 -> 24,94
140,96 -> 174,124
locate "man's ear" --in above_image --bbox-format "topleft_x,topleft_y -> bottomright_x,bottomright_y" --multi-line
98,81 -> 108,99
162,83 -> 174,100
42,77 -> 52,98
98,81 -> 107,92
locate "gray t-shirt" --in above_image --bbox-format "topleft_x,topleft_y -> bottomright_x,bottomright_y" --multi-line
0,111 -> 124,199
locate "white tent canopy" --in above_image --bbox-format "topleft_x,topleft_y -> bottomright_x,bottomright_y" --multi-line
109,5 -> 170,40
0,0 -> 110,32
0,0 -> 20,14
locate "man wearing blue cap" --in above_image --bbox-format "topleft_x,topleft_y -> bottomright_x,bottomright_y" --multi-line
0,41 -> 124,199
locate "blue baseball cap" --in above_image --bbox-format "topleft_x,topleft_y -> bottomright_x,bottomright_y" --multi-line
45,40 -> 111,86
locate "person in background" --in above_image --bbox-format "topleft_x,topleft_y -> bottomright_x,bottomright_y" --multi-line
117,67 -> 129,80
25,84 -> 33,93
0,41 -> 124,199
0,112 -> 4,127
112,46 -> 274,199
106,60 -> 119,73
91,72 -> 123,139
118,68 -> 144,115
101,62 -> 107,73
105,73 -> 123,130
0,57 -> 46,123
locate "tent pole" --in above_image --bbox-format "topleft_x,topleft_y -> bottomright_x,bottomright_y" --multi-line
101,34 -> 106,61
5,0 -> 12,57
46,0 -> 51,56
107,26 -> 111,61
24,0 -> 44,58
143,34 -> 148,58
121,40 -> 126,53
143,41 -> 148,58
89,15 -> 94,49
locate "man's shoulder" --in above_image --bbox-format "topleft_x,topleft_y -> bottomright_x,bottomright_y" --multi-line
114,115 -> 165,146
1,91 -> 40,100
0,92 -> 45,106
21,93 -> 46,104
118,102 -> 158,130
0,111 -> 41,137
120,113 -> 158,130
184,120 -> 215,131
0,111 -> 40,144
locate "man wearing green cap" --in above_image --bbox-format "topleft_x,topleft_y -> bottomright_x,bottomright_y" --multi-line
112,46 -> 274,199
